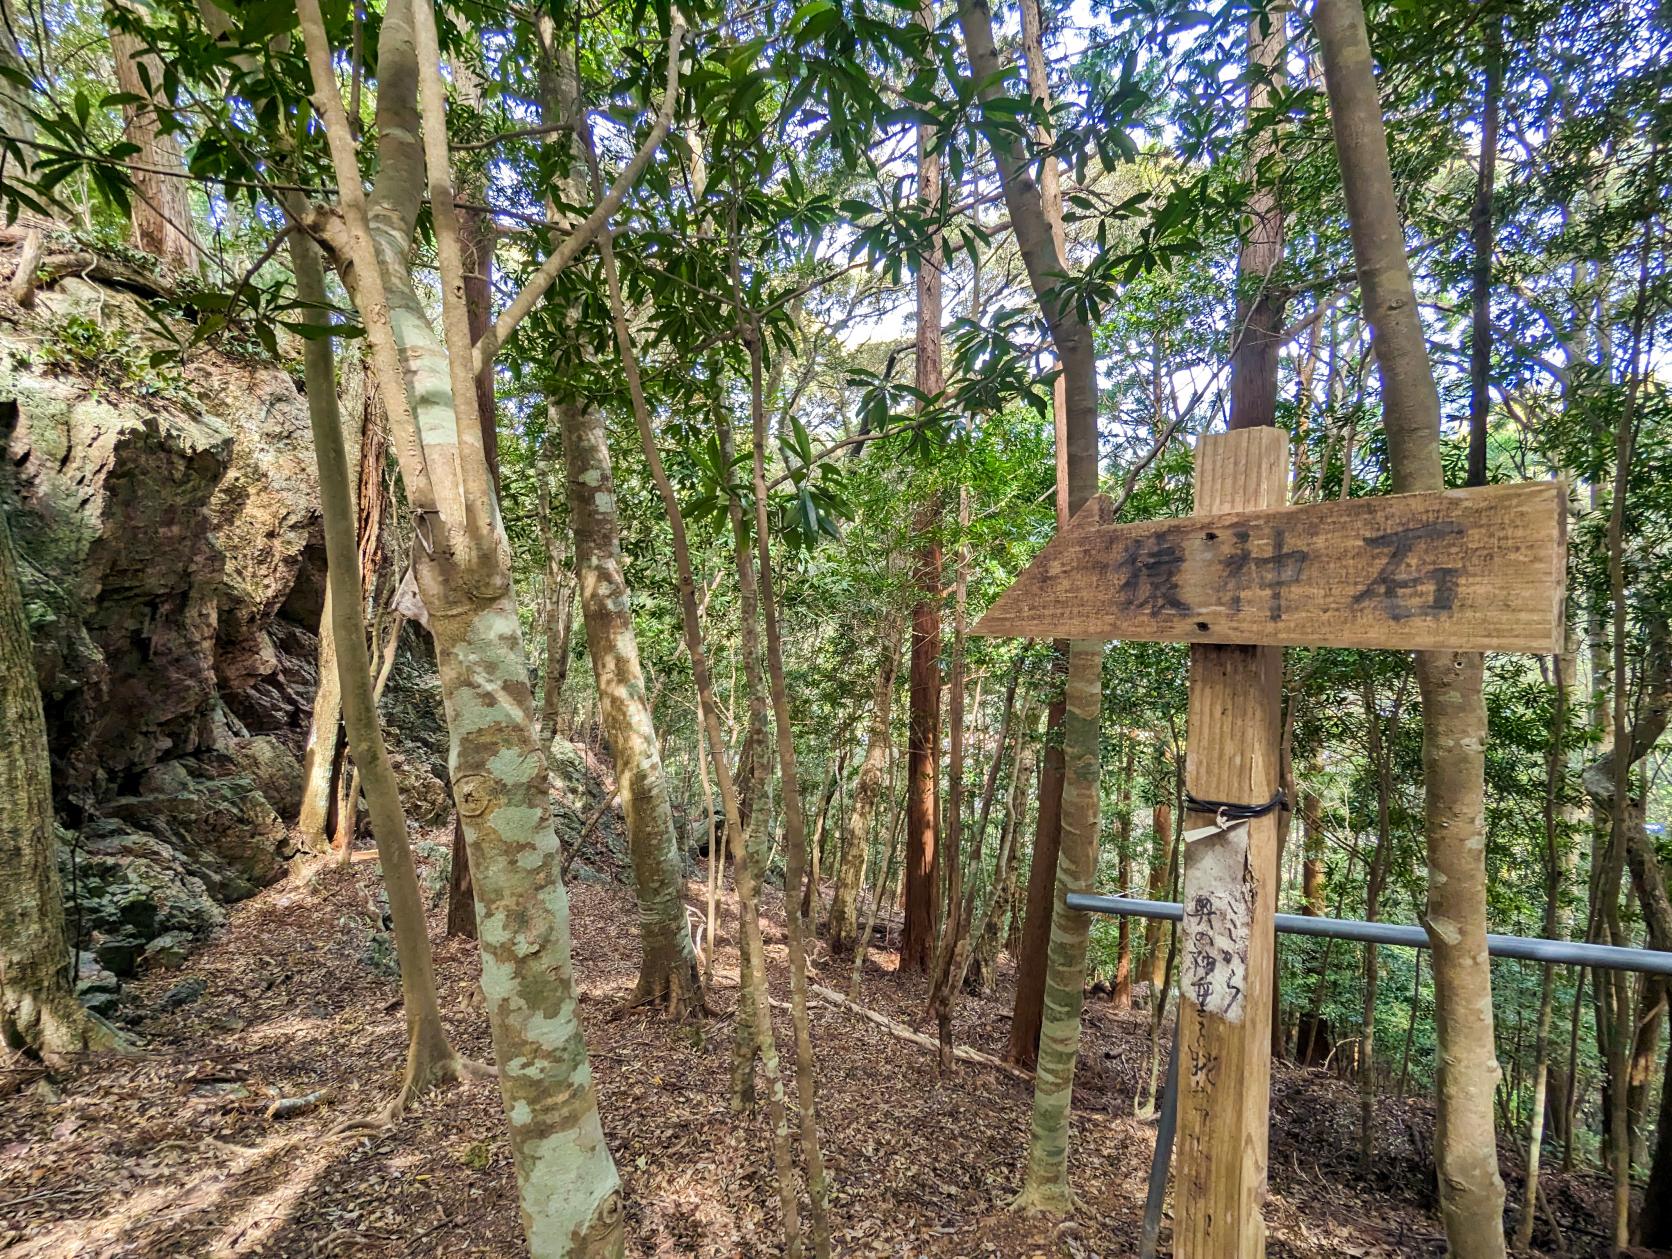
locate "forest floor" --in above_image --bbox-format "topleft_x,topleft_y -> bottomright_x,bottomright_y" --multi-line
0,826 -> 1621,1258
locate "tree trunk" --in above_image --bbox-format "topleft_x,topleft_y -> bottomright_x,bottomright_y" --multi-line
852,783 -> 907,1001
1227,0 -> 1289,433
537,456 -> 575,734
717,411 -> 809,1254
982,0 -> 1084,1071
1517,652 -> 1570,1247
963,33 -> 1126,1165
830,642 -> 899,953
1642,1038 -> 1672,1246
559,396 -> 703,1014
900,0 -> 945,977
802,741 -> 848,927
109,23 -> 199,273
1010,677 -> 1066,1065
0,3 -> 37,209
298,373 -> 368,848
0,496 -> 117,1057
320,386 -> 389,858
977,742 -> 1035,990
1110,743 -> 1135,1008
743,324 -> 834,1257
1145,799 -> 1174,988
297,597 -> 346,844
1313,2 -> 1506,1251
1465,16 -> 1501,490
1015,637 -> 1102,1210
443,124 -> 500,938
293,0 -> 628,1244
290,222 -> 459,1107
1360,673 -> 1401,1168
445,813 -> 476,938
1300,789 -> 1325,916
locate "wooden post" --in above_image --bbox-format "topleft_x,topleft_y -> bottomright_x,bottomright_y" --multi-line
1173,426 -> 1288,1258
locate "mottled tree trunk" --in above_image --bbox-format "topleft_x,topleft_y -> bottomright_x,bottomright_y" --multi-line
294,0 -> 628,1246
830,644 -> 898,953
559,398 -> 703,1014
421,576 -> 624,1252
1313,1 -> 1506,1250
444,130 -> 499,939
0,498 -> 117,1057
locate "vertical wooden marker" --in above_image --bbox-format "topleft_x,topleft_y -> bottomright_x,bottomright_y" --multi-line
1173,426 -> 1287,1259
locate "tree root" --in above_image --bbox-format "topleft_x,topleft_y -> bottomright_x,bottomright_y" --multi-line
326,1090 -> 409,1137
612,965 -> 716,1022
1008,1181 -> 1083,1217
324,1053 -> 494,1135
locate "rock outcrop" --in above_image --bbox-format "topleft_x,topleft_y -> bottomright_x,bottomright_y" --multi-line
1,245 -> 329,969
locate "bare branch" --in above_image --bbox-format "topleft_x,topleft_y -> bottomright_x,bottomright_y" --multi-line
473,21 -> 684,372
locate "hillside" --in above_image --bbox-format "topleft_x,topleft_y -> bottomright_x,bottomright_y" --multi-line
0,828 -> 1618,1258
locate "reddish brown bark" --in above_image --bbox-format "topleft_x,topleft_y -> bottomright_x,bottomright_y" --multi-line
901,504 -> 941,973
900,84 -> 945,975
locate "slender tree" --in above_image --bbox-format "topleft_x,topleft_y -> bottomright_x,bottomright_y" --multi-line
954,0 -> 1104,1210
289,0 -> 668,1244
1312,1 -> 1507,1251
289,216 -> 468,1119
902,33 -> 944,971
1005,0 -> 1072,1066
546,29 -> 704,1015
830,638 -> 900,953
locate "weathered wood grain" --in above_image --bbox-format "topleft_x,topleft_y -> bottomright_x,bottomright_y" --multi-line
973,479 -> 1565,654
1174,425 -> 1287,1259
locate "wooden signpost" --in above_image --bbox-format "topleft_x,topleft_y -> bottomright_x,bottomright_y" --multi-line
973,427 -> 1565,1259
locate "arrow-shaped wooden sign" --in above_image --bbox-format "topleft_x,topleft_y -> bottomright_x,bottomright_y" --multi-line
972,479 -> 1566,655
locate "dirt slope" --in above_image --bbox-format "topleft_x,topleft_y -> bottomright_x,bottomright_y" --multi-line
0,837 -> 1614,1258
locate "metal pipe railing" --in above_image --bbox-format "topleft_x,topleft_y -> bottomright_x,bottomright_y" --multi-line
1064,891 -> 1672,1257
1065,893 -> 1672,975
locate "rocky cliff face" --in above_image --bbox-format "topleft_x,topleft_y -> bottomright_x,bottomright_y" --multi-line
2,256 -> 327,981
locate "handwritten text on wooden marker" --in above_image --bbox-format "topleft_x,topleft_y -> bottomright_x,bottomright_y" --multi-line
972,480 -> 1565,654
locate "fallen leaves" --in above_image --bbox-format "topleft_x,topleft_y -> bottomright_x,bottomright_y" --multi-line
0,830 -> 1625,1257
